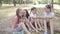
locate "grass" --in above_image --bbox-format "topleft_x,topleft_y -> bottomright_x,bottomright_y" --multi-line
0,6 -> 60,34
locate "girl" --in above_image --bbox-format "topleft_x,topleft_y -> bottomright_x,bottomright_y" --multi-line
30,7 -> 37,28
44,5 -> 54,34
44,5 -> 54,28
29,7 -> 40,33
12,8 -> 31,34
23,9 -> 30,30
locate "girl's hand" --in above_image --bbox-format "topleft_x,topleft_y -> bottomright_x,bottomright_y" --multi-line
35,29 -> 39,33
24,17 -> 29,22
27,32 -> 31,34
35,29 -> 40,34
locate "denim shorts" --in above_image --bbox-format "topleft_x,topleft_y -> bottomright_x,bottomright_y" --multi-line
13,27 -> 24,34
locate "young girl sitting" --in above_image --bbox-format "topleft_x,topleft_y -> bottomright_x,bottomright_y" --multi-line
12,8 -> 31,34
30,7 -> 37,28
29,7 -> 40,33
43,5 -> 54,34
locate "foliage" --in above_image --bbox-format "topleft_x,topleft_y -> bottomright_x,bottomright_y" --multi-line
0,0 -> 60,4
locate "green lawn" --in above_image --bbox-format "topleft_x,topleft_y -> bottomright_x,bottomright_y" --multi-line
0,6 -> 60,34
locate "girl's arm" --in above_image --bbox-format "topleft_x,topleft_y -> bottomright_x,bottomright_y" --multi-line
25,17 -> 38,32
29,22 -> 39,33
12,16 -> 18,30
31,16 -> 55,19
25,18 -> 31,30
28,17 -> 39,32
28,17 -> 36,30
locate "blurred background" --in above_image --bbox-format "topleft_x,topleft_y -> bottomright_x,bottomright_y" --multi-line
0,0 -> 60,34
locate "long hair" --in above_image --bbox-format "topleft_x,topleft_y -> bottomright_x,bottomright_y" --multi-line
24,9 -> 29,18
16,8 -> 21,24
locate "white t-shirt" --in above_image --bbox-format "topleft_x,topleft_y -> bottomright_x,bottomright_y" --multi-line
44,12 -> 54,22
30,12 -> 36,18
29,12 -> 37,23
44,12 -> 54,17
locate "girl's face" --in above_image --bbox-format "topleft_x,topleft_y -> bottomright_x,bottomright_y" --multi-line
32,9 -> 37,14
19,9 -> 26,17
45,7 -> 51,13
22,10 -> 26,17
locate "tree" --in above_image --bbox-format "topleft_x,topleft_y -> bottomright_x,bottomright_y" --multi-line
0,0 -> 2,6
13,0 -> 16,6
2,0 -> 8,4
58,0 -> 60,5
33,0 -> 36,5
51,0 -> 53,8
8,0 -> 10,4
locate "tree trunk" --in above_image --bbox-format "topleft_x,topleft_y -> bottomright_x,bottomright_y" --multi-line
0,0 -> 2,6
13,0 -> 16,6
19,0 -> 20,4
8,0 -> 10,5
19,0 -> 23,4
51,0 -> 53,8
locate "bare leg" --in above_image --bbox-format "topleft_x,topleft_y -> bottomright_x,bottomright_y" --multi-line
19,23 -> 31,34
44,20 -> 48,34
35,20 -> 40,34
25,22 -> 31,31
29,22 -> 39,34
35,19 -> 38,30
50,20 -> 54,34
37,19 -> 42,31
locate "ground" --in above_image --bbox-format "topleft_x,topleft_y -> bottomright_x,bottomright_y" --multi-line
0,5 -> 60,34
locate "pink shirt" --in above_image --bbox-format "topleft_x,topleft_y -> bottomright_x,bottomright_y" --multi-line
12,16 -> 18,30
